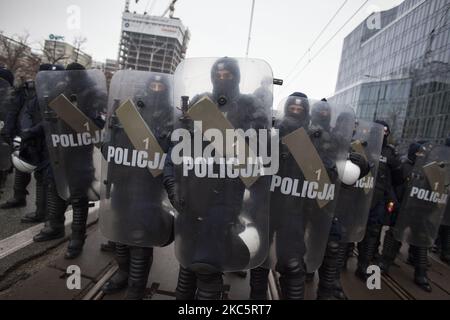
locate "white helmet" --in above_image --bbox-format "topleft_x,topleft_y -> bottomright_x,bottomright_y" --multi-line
337,159 -> 361,186
12,136 -> 21,150
11,151 -> 37,173
10,137 -> 37,173
238,216 -> 261,261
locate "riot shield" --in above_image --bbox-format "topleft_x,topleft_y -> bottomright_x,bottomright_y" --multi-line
334,120 -> 384,243
0,78 -> 12,170
35,69 -> 107,201
394,143 -> 450,247
269,96 -> 355,273
99,70 -> 174,248
172,57 -> 274,272
441,145 -> 450,226
443,202 -> 450,227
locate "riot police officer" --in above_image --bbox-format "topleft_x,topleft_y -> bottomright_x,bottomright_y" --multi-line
250,92 -> 310,300
165,57 -> 272,300
0,68 -> 32,208
34,63 -> 107,260
100,71 -> 174,300
0,68 -> 15,190
379,141 -> 449,292
355,120 -> 402,281
312,103 -> 370,300
16,64 -> 65,224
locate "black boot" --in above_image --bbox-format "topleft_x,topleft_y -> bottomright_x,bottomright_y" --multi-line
317,241 -> 339,300
249,267 -> 269,300
176,265 -> 197,300
125,247 -> 153,300
378,228 -> 401,274
412,246 -> 432,292
407,245 -> 431,267
277,258 -> 306,300
64,197 -> 89,259
0,170 -> 30,209
333,242 -> 348,300
100,241 -> 117,252
21,171 -> 47,223
33,181 -> 66,242
102,244 -> 130,294
196,272 -> 223,300
356,224 -> 381,282
440,226 -> 450,264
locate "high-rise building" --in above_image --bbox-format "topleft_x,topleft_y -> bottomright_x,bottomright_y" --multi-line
331,0 -> 450,148
118,11 -> 190,74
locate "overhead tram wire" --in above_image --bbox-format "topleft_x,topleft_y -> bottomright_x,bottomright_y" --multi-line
281,0 -> 370,95
283,0 -> 349,85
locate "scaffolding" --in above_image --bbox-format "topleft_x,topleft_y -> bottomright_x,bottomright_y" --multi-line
118,12 -> 190,74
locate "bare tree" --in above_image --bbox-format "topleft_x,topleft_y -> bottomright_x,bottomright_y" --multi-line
40,40 -> 68,65
0,32 -> 31,72
0,31 -> 41,83
72,36 -> 87,64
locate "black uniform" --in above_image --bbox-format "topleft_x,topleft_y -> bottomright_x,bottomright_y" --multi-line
101,73 -> 174,300
30,64 -> 69,240
355,120 -> 402,281
252,93 -> 311,301
378,141 -> 435,292
316,112 -> 370,300
164,57 -> 269,300
0,71 -> 32,208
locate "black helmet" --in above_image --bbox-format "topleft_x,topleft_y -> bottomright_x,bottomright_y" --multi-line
0,68 -> 14,87
66,62 -> 86,71
284,92 -> 310,124
141,73 -> 171,111
311,100 -> 331,130
211,57 -> 241,103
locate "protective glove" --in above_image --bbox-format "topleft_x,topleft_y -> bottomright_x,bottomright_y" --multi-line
349,152 -> 370,179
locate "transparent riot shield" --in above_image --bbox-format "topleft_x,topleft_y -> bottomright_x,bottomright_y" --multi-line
172,57 -> 275,272
334,120 -> 384,243
441,146 -> 450,226
394,143 -> 450,247
269,96 -> 355,273
35,70 -> 107,201
99,70 -> 174,247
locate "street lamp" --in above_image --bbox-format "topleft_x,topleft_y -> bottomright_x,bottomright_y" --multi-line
365,74 -> 382,121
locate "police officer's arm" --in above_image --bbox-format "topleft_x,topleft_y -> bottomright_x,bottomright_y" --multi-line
85,87 -> 107,130
349,152 -> 370,179
20,98 -> 45,141
163,141 -> 180,211
388,145 -> 404,187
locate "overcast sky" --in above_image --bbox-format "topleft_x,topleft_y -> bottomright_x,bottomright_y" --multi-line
0,0 -> 403,103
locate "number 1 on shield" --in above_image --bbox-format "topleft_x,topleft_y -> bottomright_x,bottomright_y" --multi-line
84,122 -> 90,132
143,137 -> 150,150
315,169 -> 322,181
434,182 -> 439,191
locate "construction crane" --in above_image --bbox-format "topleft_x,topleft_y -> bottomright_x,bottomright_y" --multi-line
161,0 -> 178,18
124,0 -> 140,12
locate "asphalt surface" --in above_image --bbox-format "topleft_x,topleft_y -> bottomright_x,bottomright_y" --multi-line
0,170 -> 449,300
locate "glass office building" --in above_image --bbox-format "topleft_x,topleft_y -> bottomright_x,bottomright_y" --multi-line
331,0 -> 450,149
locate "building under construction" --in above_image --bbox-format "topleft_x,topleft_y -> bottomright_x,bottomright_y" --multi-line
118,3 -> 190,74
